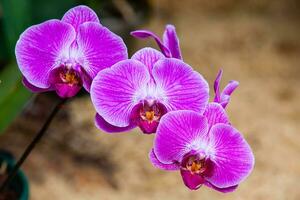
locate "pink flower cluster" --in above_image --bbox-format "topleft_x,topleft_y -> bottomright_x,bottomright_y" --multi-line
16,5 -> 254,192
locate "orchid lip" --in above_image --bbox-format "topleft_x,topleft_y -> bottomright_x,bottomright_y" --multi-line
130,100 -> 167,134
181,153 -> 208,175
49,65 -> 83,98
179,152 -> 209,190
179,151 -> 215,190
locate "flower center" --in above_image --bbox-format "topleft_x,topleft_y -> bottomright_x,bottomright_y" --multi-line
59,70 -> 80,85
145,111 -> 155,121
131,101 -> 167,134
182,155 -> 207,175
139,102 -> 164,124
49,66 -> 83,98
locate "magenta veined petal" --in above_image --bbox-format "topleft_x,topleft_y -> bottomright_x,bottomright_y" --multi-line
22,77 -> 52,92
62,5 -> 100,32
214,69 -> 223,103
220,80 -> 239,108
223,80 -> 239,96
131,47 -> 164,74
130,30 -> 171,57
205,124 -> 254,188
149,149 -> 180,171
204,182 -> 238,193
54,82 -> 81,98
76,67 -> 92,92
152,58 -> 209,114
154,110 -> 209,164
180,169 -> 205,190
131,24 -> 182,59
213,69 -> 239,108
15,19 -> 76,89
77,22 -> 128,79
163,24 -> 182,59
95,114 -> 135,133
90,59 -> 150,127
203,102 -> 229,128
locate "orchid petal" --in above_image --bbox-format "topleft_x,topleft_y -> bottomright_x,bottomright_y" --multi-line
204,182 -> 238,193
77,22 -> 128,79
180,169 -> 205,190
220,80 -> 239,108
213,69 -> 222,103
203,103 -> 229,128
152,58 -> 209,114
90,60 -> 150,127
22,77 -> 51,92
223,80 -> 239,96
78,67 -> 92,92
154,110 -> 209,164
130,30 -> 171,57
205,124 -> 254,188
131,47 -> 164,74
163,24 -> 182,59
213,69 -> 239,108
15,20 -> 76,88
149,149 -> 180,171
62,5 -> 100,32
54,83 -> 81,98
95,114 -> 135,133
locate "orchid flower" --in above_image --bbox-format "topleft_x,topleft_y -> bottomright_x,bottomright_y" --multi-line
16,5 -> 127,98
90,47 -> 209,134
213,70 -> 239,108
131,24 -> 182,59
150,106 -> 254,192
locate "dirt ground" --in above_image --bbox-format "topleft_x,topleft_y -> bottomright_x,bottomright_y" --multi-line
1,0 -> 300,199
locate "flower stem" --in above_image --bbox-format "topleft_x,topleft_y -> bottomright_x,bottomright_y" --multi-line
0,97 -> 67,192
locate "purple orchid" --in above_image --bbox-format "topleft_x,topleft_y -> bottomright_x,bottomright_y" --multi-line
90,47 -> 209,134
213,69 -> 239,108
16,5 -> 127,98
150,105 -> 254,192
131,24 -> 182,59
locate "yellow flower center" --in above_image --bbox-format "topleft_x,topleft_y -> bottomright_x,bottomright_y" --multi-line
187,161 -> 202,173
185,156 -> 206,174
60,71 -> 80,85
145,111 -> 155,121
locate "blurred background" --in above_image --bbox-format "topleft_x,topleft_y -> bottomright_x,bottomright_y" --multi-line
0,0 -> 299,199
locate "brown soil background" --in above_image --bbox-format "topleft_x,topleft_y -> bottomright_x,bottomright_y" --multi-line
1,0 -> 300,199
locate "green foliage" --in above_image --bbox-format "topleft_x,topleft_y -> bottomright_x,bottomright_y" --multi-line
0,64 -> 31,133
0,0 -> 33,134
1,0 -> 31,55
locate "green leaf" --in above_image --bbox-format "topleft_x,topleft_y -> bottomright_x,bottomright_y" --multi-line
0,0 -> 32,134
0,64 -> 31,134
0,0 -> 32,57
